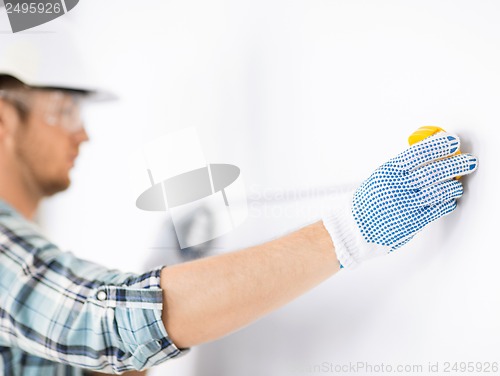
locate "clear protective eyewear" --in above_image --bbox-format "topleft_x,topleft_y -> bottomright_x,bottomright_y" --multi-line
0,88 -> 86,134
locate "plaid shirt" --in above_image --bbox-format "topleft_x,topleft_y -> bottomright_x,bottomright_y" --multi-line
0,200 -> 189,375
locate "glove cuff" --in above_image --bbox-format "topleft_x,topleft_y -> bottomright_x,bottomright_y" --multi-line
322,197 -> 390,269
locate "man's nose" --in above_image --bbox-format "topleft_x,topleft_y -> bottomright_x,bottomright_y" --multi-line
71,124 -> 90,144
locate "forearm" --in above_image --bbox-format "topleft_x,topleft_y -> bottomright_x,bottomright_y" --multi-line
87,371 -> 147,375
161,220 -> 340,349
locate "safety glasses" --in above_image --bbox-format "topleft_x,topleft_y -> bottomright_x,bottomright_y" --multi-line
0,88 -> 86,134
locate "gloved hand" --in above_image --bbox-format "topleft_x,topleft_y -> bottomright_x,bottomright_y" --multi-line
322,132 -> 478,269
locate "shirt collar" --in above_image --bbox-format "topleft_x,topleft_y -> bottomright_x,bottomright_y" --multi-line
0,199 -> 19,216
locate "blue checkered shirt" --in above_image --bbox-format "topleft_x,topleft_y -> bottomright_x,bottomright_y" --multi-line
0,200 -> 189,375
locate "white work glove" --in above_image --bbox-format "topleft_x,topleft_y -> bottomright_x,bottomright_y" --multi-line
322,132 -> 478,269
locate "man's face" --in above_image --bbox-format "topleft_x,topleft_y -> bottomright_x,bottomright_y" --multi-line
12,89 -> 89,196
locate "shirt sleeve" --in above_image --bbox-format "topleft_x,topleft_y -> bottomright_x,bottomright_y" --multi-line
0,214 -> 190,374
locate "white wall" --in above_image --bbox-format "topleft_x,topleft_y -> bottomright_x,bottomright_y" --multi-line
3,0 -> 498,375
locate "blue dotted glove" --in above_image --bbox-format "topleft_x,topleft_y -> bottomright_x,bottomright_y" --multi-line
322,132 -> 478,269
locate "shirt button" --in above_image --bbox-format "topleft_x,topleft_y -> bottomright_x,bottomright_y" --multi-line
96,291 -> 107,301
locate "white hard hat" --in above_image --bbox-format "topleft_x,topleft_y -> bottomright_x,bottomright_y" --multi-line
0,30 -> 116,101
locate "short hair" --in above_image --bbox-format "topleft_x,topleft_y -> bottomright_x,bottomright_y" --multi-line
0,75 -> 31,121
0,75 -> 27,90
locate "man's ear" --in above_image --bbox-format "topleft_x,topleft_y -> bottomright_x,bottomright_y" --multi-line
0,98 -> 17,140
0,98 -> 6,139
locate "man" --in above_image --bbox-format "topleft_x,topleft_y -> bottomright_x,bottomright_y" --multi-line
0,67 -> 478,375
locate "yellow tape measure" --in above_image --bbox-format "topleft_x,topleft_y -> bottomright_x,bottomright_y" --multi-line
408,125 -> 461,179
